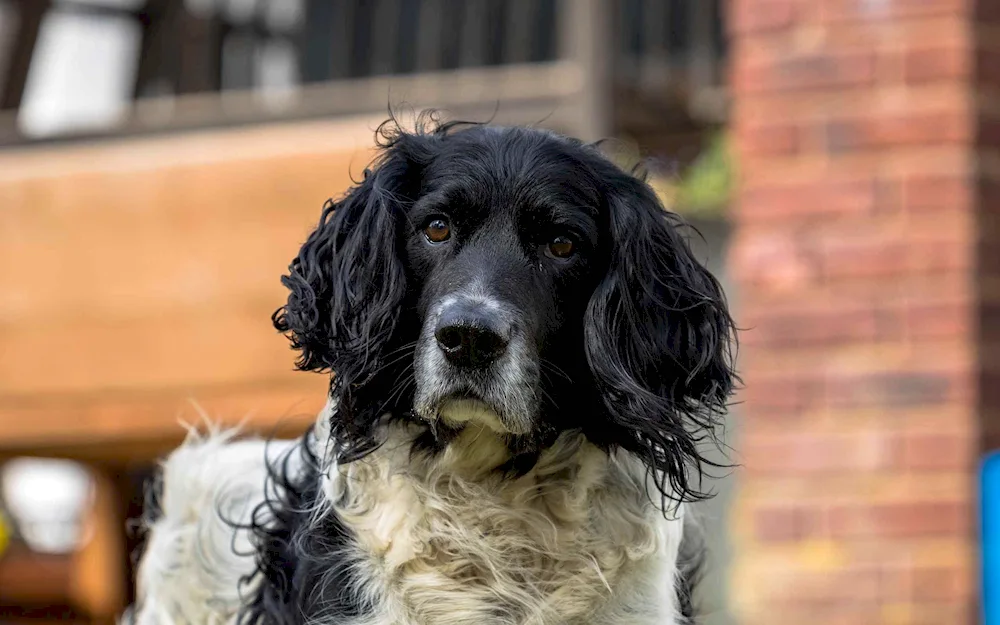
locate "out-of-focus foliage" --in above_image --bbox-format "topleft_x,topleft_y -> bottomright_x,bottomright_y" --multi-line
674,131 -> 732,216
650,130 -> 732,218
610,131 -> 733,219
0,509 -> 10,558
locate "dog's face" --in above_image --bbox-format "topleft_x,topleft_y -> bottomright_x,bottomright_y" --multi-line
406,133 -> 605,437
275,121 -> 737,502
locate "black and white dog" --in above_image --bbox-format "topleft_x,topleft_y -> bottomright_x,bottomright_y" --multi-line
130,118 -> 738,625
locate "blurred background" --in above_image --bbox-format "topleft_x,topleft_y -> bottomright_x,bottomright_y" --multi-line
0,0 -> 987,624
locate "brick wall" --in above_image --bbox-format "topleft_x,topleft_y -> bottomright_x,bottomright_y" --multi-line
728,1 -> 995,623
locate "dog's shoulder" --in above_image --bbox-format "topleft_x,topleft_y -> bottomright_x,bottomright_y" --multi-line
128,429 -> 297,625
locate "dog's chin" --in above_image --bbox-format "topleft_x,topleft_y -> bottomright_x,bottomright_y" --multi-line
437,397 -> 509,434
414,389 -> 534,436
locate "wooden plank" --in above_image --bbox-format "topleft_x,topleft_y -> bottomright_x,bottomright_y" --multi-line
0,119 -> 369,456
0,545 -> 73,605
0,156 -> 361,395
0,381 -> 325,460
68,469 -> 126,621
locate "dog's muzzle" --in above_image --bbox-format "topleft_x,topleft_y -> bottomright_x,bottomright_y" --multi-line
414,293 -> 539,435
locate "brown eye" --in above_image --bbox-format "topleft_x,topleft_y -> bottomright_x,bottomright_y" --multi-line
424,218 -> 451,243
547,235 -> 575,259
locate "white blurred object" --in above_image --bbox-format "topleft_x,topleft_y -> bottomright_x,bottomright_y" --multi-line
263,0 -> 304,32
1,458 -> 94,554
255,38 -> 299,110
18,9 -> 140,138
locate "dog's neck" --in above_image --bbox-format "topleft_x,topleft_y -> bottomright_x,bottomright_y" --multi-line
309,400 -> 682,625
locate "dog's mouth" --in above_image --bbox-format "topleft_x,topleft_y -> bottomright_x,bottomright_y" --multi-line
436,393 -> 508,433
414,381 -> 533,435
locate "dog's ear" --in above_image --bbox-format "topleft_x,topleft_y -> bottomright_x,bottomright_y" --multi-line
584,174 -> 738,507
273,162 -> 409,373
273,134 -> 426,434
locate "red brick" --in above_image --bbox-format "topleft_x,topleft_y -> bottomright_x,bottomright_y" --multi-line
902,44 -> 971,83
775,566 -> 883,605
825,110 -> 971,152
739,122 -> 800,156
909,603 -> 974,625
733,51 -> 876,94
879,566 -> 914,601
742,304 -> 879,348
729,232 -> 820,291
828,500 -> 969,537
820,0 -> 970,22
818,235 -> 910,280
743,432 -> 901,473
876,303 -> 908,341
911,566 -> 972,601
739,178 -> 877,221
752,504 -> 799,541
907,238 -> 973,274
739,372 -> 825,417
730,0 -> 798,33
826,370 -> 961,408
875,176 -> 905,213
906,299 -> 971,339
901,173 -> 974,213
902,432 -> 972,470
752,502 -> 831,542
817,230 -> 972,281
743,608 -> 883,625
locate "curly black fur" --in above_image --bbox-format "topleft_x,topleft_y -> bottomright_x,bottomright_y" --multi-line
237,431 -> 370,624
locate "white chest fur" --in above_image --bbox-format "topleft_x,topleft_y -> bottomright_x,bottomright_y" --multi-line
322,425 -> 685,625
130,425 -> 686,625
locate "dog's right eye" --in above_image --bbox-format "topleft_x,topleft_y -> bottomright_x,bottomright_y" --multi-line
424,218 -> 451,243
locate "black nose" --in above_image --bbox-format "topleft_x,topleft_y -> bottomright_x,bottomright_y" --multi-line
435,304 -> 510,368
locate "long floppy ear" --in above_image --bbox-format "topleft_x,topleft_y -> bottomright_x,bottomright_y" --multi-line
585,173 -> 738,506
273,135 -> 421,446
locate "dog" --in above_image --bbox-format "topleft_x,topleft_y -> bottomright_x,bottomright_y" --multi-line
128,117 -> 738,625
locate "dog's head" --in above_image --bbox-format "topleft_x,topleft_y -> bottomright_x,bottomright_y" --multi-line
274,118 -> 737,503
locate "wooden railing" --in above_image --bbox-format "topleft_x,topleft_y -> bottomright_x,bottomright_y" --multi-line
0,0 -> 726,146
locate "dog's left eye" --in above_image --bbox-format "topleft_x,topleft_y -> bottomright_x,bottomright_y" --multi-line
424,218 -> 451,243
546,235 -> 575,259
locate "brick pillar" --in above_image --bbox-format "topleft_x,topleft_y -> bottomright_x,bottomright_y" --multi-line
728,2 -> 996,623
